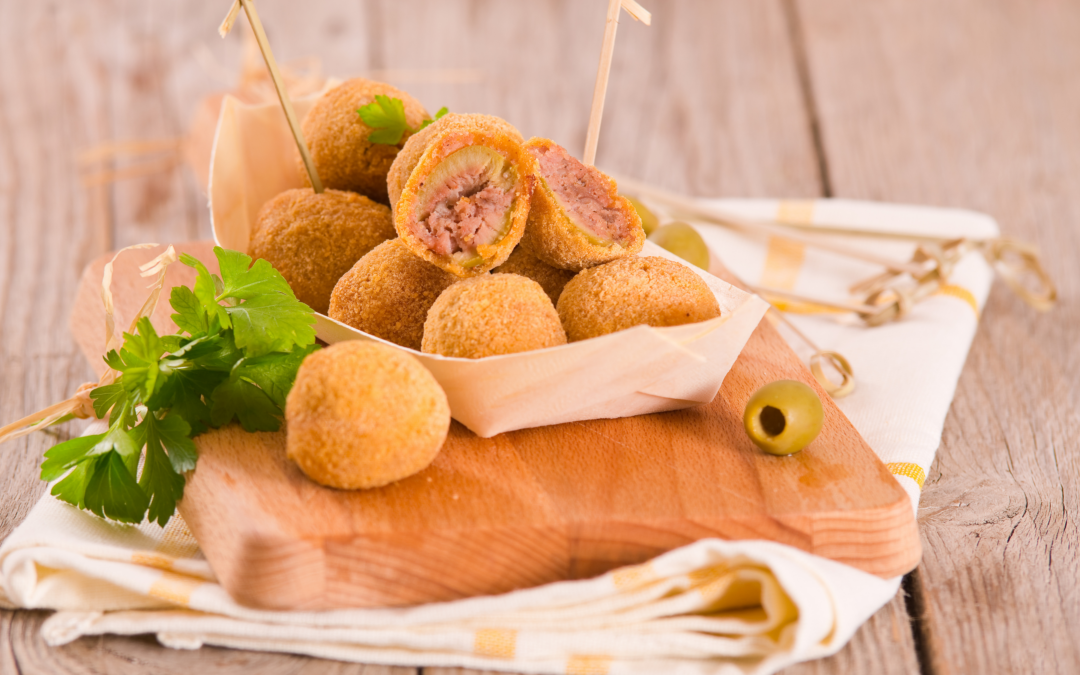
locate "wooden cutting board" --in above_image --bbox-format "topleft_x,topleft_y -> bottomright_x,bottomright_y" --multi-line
71,241 -> 920,611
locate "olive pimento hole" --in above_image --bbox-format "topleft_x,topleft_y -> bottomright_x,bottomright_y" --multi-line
759,406 -> 786,437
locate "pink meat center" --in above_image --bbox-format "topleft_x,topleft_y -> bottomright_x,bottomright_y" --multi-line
530,143 -> 628,242
417,166 -> 514,258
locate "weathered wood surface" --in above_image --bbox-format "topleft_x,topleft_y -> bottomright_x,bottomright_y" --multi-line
7,0 -> 1076,673
796,1 -> 1080,673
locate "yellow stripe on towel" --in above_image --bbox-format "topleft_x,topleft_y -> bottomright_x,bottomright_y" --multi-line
759,201 -> 813,293
148,571 -> 204,607
776,200 -> 816,226
886,462 -> 927,489
937,284 -> 979,317
761,236 -> 806,291
567,655 -> 612,675
131,551 -> 177,571
611,562 -> 657,591
474,628 -> 517,659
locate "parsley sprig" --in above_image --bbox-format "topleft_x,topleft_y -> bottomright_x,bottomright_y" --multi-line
42,247 -> 318,526
357,95 -> 449,145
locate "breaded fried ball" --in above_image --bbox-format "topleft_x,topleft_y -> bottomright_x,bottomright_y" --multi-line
557,256 -> 721,342
249,188 -> 395,314
328,239 -> 457,350
390,114 -> 537,277
285,341 -> 450,490
422,274 -> 566,358
301,78 -> 430,204
493,246 -> 576,305
520,137 -> 644,271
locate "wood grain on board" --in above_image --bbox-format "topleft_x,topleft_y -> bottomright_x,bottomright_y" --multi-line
70,241 -> 919,610
797,0 -> 1080,673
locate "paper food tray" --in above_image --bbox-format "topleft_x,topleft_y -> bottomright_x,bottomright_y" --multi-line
208,93 -> 768,436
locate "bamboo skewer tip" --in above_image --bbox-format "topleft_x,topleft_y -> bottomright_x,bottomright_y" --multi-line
583,0 -> 650,167
220,0 -> 323,193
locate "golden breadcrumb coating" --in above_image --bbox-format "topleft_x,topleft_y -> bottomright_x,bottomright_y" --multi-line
300,78 -> 429,204
391,113 -> 536,277
285,341 -> 450,490
493,245 -> 576,305
422,274 -> 566,358
249,188 -> 395,314
519,137 -> 644,271
328,239 -> 457,350
557,256 -> 721,342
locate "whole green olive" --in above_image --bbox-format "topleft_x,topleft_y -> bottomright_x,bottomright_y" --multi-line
647,221 -> 710,270
625,196 -> 660,236
743,380 -> 824,455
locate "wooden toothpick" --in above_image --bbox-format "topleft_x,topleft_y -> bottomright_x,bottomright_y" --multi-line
219,0 -> 324,193
583,0 -> 651,167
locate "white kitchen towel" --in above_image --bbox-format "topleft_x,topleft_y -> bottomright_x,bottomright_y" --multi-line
0,199 -> 998,675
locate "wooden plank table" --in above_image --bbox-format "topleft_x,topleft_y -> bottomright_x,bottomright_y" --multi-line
0,1 -> 1075,673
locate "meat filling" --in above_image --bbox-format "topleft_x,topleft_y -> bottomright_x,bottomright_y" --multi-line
415,151 -> 515,259
530,142 -> 629,243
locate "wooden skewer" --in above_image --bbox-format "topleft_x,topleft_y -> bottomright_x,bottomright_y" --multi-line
220,0 -> 324,193
583,0 -> 623,167
615,174 -> 929,276
620,0 -> 652,25
748,284 -> 881,317
584,0 -> 651,166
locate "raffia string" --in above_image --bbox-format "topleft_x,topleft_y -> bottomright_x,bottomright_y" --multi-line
0,244 -> 178,445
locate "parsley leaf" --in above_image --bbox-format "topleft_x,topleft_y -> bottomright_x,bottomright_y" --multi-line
51,457 -> 99,510
35,247 -> 318,527
148,368 -> 224,435
89,383 -> 129,421
84,451 -> 149,524
215,248 -> 293,300
180,252 -> 230,330
171,285 -> 209,336
232,344 -> 318,408
133,413 -> 196,526
226,292 -> 316,357
358,97 -> 450,145
210,377 -> 282,432
358,94 -> 410,145
418,106 -> 449,131
40,432 -> 106,482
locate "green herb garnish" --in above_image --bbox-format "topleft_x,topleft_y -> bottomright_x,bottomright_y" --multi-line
357,95 -> 449,145
41,247 -> 318,526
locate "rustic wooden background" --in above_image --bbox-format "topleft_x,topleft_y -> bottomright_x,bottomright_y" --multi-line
1,0 -> 1077,673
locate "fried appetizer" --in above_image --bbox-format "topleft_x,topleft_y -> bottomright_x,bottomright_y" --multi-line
422,274 -> 566,358
328,239 -> 457,350
286,341 -> 450,490
492,245 -> 576,305
390,114 -> 536,277
520,138 -> 645,271
249,188 -> 395,314
301,78 -> 429,204
557,256 -> 721,342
